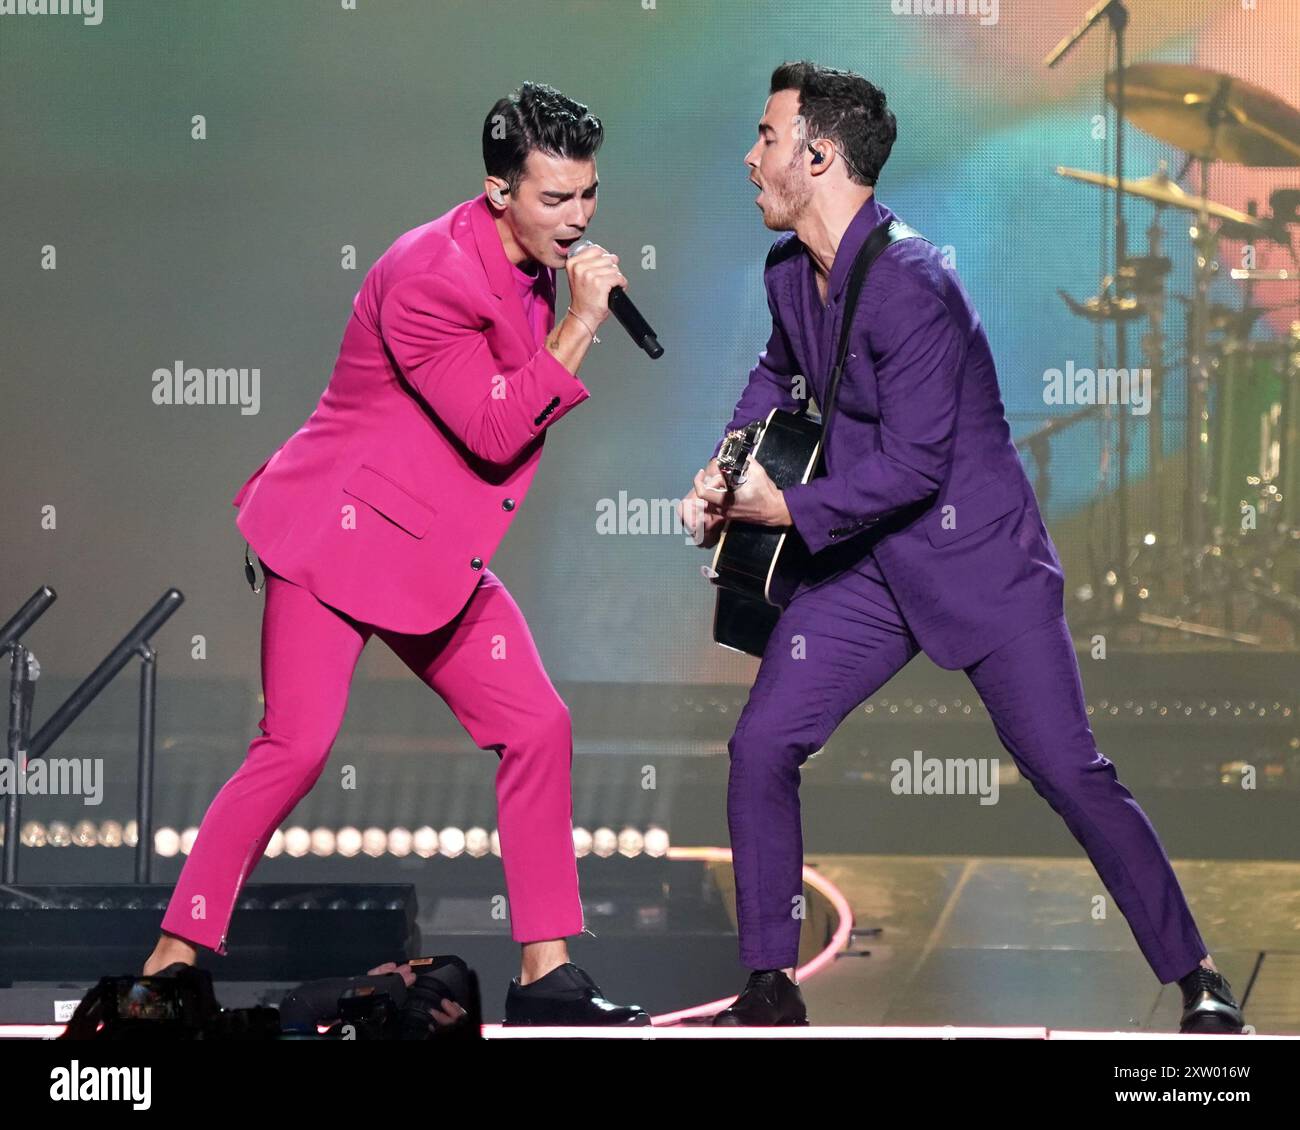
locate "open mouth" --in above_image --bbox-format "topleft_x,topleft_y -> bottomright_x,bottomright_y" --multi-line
554,236 -> 581,255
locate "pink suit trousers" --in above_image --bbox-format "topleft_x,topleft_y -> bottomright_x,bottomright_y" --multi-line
159,562 -> 584,954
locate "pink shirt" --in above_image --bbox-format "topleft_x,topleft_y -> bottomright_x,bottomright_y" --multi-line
510,259 -> 555,347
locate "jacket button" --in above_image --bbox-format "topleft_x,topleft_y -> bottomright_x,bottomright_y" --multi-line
470,557 -> 483,570
502,498 -> 515,511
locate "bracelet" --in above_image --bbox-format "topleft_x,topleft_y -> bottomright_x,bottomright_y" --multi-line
566,306 -> 600,343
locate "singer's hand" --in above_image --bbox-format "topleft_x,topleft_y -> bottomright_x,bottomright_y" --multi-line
566,243 -> 628,327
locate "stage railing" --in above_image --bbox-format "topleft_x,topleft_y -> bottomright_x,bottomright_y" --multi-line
3,588 -> 184,884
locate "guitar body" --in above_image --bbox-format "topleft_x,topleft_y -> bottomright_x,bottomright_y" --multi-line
710,408 -> 823,654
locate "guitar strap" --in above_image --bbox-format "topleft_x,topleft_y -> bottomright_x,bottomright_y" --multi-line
816,219 -> 926,471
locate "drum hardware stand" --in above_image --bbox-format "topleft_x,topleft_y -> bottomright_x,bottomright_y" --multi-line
1123,221 -> 1172,552
1047,0 -> 1138,620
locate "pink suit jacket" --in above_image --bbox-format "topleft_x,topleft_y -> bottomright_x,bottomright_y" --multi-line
231,192 -> 590,633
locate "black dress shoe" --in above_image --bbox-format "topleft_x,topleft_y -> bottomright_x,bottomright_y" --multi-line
712,969 -> 808,1026
503,963 -> 650,1026
1178,966 -> 1246,1034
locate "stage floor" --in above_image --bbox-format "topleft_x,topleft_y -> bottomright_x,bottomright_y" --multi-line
786,853 -> 1298,1034
1,853 -> 1294,1037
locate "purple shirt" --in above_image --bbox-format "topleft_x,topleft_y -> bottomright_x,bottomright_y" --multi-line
798,192 -> 886,394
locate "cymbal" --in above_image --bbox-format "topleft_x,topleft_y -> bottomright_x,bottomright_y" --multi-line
1055,165 -> 1272,232
1057,289 -> 1146,323
1106,63 -> 1300,167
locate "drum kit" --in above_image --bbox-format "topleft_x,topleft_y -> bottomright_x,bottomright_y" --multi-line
1049,61 -> 1300,645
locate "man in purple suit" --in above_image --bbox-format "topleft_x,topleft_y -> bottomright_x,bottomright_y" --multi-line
680,61 -> 1245,1033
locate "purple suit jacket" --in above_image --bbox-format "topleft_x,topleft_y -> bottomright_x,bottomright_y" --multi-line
717,195 -> 1064,670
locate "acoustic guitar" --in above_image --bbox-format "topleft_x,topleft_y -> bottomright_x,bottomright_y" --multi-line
708,409 -> 822,655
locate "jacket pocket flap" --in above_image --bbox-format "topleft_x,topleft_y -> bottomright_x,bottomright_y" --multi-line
341,464 -> 436,539
926,475 -> 1019,547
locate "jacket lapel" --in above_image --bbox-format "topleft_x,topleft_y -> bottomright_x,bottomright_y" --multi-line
467,192 -> 537,360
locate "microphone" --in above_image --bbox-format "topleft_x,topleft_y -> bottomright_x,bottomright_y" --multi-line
566,239 -> 664,359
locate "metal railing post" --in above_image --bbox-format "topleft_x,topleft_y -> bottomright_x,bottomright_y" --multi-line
135,642 -> 158,883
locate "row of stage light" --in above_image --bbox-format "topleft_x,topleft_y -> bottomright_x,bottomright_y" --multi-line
6,821 -> 672,859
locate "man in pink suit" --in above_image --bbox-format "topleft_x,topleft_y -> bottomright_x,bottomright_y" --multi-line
142,82 -> 649,1025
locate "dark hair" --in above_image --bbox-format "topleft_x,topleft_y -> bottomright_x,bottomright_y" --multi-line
769,61 -> 896,187
482,82 -> 604,194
